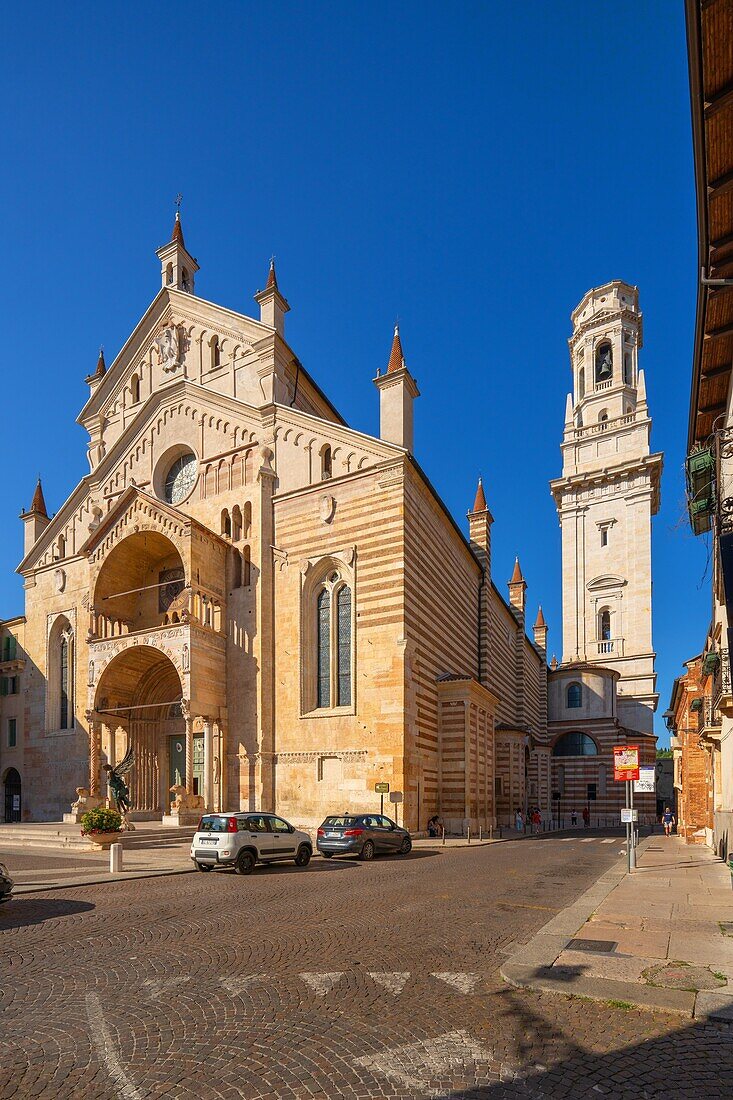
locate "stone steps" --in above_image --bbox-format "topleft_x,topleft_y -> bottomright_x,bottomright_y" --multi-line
0,824 -> 195,851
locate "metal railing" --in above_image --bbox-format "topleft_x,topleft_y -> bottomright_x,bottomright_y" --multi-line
713,649 -> 731,706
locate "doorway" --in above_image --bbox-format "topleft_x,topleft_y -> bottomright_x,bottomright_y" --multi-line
4,768 -> 21,822
168,735 -> 204,796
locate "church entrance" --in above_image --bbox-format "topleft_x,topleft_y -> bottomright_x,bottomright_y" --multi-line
4,768 -> 21,822
168,734 -> 204,796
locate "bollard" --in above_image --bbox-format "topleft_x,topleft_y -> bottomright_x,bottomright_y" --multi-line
467,825 -> 471,844
479,826 -> 483,841
489,825 -> 493,841
110,842 -> 123,874
442,829 -> 446,847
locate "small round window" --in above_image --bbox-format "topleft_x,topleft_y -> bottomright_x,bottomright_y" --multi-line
164,452 -> 197,505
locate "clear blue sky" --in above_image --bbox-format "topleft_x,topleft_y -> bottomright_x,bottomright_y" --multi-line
0,2 -> 705,743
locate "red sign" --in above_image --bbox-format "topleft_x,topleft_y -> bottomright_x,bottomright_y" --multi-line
613,745 -> 640,782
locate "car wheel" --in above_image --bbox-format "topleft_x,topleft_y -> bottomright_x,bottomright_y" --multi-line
399,836 -> 412,855
195,861 -> 213,872
321,852 -> 334,859
294,845 -> 311,868
360,840 -> 375,862
235,850 -> 256,876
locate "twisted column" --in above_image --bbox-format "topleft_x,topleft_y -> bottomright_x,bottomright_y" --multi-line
181,699 -> 193,795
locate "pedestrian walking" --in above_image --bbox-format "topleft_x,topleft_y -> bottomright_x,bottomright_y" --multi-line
662,806 -> 675,837
571,808 -> 578,827
582,806 -> 590,829
514,808 -> 524,833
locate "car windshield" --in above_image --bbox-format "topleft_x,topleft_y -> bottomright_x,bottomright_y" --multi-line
198,816 -> 231,833
321,816 -> 358,828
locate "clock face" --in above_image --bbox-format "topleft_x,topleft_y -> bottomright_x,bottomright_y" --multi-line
164,453 -> 197,505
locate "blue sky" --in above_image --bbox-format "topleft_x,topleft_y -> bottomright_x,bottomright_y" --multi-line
0,2 -> 703,743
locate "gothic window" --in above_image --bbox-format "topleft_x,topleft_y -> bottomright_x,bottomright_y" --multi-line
231,505 -> 242,541
306,565 -> 355,712
595,342 -> 612,383
567,682 -> 582,709
56,535 -> 65,560
59,629 -> 71,729
552,732 -> 598,757
599,607 -> 611,641
321,445 -> 332,480
221,509 -> 231,538
130,373 -> 140,404
211,336 -> 221,369
317,589 -> 331,708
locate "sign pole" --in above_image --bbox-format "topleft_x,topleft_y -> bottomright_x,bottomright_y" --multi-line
630,780 -> 636,870
625,779 -> 631,874
380,792 -> 384,816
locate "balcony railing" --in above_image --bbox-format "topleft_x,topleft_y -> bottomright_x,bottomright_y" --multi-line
594,638 -> 624,656
712,649 -> 731,707
698,697 -> 722,734
89,584 -> 224,641
594,380 -> 613,392
574,412 -> 636,440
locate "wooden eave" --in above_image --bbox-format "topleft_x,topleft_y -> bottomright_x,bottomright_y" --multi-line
687,0 -> 733,448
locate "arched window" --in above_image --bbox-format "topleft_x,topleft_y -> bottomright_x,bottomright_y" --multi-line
624,353 -> 632,386
56,535 -> 66,560
321,445 -> 332,480
598,408 -> 609,425
599,607 -> 611,641
59,633 -> 70,729
130,373 -> 140,404
166,262 -> 174,285
242,501 -> 252,538
595,341 -> 612,383
221,509 -> 231,538
317,589 -> 331,708
567,682 -> 582,709
211,336 -> 220,369
231,505 -> 242,541
48,616 -> 74,732
310,568 -> 354,711
181,267 -> 190,292
578,365 -> 585,400
552,732 -> 598,757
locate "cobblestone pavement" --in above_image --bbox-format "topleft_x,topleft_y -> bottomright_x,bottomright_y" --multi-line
1,833 -> 732,1099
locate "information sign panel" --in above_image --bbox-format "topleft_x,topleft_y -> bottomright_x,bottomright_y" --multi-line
634,765 -> 656,794
614,745 -> 640,782
620,808 -> 638,823
389,791 -> 403,803
375,782 -> 390,794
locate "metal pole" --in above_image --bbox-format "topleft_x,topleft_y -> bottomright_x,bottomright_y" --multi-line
380,793 -> 384,816
630,781 -> 636,870
626,780 -> 632,874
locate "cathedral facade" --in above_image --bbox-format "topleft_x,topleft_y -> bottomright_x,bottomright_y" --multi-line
0,218 -> 553,832
0,226 -> 661,831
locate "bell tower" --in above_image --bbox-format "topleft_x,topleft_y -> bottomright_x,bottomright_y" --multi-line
550,281 -> 663,734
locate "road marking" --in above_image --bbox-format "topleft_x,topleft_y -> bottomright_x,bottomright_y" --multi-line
86,992 -> 144,1100
431,972 -> 480,993
221,975 -> 268,996
300,972 -> 346,996
368,972 -> 410,995
141,977 -> 190,1000
601,838 -> 616,844
353,1029 -> 492,1090
580,838 -> 595,843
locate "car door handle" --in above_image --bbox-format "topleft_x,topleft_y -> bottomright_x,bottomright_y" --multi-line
250,834 -> 259,839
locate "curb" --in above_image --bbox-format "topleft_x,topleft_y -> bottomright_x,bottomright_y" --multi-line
11,866 -> 196,894
499,837 -> 698,1018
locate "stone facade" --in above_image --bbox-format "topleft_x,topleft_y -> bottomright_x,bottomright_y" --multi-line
548,282 -> 660,821
0,222 -> 551,832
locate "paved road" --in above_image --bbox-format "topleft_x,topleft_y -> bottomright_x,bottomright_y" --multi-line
1,832 -> 732,1099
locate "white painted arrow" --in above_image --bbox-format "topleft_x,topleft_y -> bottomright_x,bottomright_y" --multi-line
368,972 -> 410,995
300,972 -> 346,996
221,975 -> 269,996
431,972 -> 480,994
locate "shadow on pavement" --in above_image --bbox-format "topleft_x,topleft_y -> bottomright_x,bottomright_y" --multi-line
0,897 -> 95,929
441,985 -> 733,1098
209,850 -> 438,876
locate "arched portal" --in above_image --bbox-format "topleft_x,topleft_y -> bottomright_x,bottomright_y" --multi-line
3,768 -> 21,822
94,646 -> 191,819
92,530 -> 186,638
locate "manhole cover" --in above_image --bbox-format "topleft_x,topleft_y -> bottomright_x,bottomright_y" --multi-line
643,964 -> 726,991
567,938 -> 617,953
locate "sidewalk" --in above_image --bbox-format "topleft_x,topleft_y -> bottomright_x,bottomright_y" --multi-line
502,835 -> 733,1020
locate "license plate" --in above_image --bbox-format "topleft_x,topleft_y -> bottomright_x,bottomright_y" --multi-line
327,832 -> 340,838
199,838 -> 217,845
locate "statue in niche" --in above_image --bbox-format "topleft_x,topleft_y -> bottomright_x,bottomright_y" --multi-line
155,326 -> 181,372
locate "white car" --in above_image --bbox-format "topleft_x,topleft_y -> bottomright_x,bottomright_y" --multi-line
191,812 -> 313,875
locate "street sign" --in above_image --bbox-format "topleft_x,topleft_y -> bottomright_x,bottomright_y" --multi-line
621,808 -> 638,823
614,745 -> 640,782
634,765 -> 656,794
389,791 -> 403,803
375,782 -> 390,794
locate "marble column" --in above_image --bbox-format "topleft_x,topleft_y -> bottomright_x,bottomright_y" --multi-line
87,712 -> 101,796
182,699 -> 193,796
203,717 -> 213,811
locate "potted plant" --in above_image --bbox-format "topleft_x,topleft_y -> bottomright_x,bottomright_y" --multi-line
80,806 -> 123,849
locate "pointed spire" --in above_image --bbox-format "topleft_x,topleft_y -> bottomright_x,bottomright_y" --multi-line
265,257 -> 278,290
30,478 -> 48,518
637,367 -> 647,404
472,477 -> 487,513
565,392 -> 573,425
387,324 -> 406,374
94,347 -> 106,378
534,605 -> 546,628
171,211 -> 185,248
550,654 -> 558,671
510,557 -> 524,584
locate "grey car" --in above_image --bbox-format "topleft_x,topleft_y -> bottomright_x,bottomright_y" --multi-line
317,814 -> 412,861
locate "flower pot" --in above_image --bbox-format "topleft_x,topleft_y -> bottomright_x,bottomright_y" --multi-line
83,830 -> 124,851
